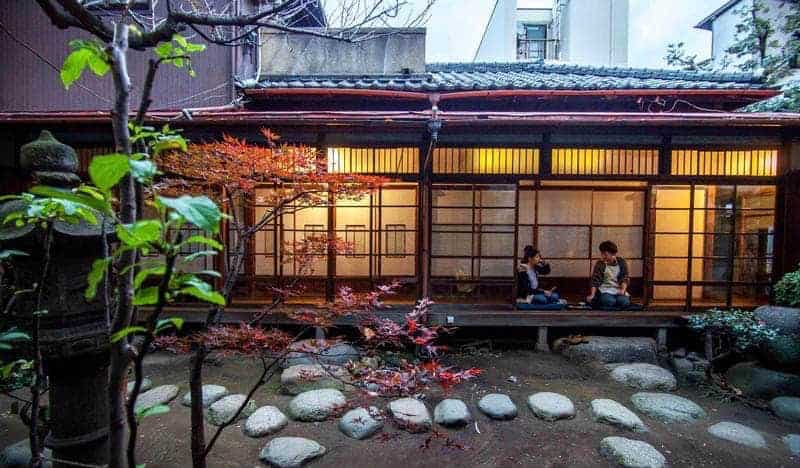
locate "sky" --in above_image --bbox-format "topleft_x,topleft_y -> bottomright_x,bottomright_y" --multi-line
409,0 -> 719,68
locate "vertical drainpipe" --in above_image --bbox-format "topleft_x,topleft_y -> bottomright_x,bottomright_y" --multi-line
420,94 -> 442,299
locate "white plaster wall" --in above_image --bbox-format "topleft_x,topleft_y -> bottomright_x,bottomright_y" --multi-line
474,0 -> 519,62
558,0 -> 628,66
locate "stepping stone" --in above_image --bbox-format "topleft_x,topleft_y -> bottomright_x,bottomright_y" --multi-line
630,392 -> 706,423
259,437 -> 325,468
206,394 -> 257,426
434,399 -> 472,427
527,392 -> 575,421
554,336 -> 657,364
282,339 -> 360,368
287,389 -> 347,422
126,378 -> 152,397
610,364 -> 677,391
280,364 -> 348,395
707,421 -> 766,449
599,436 -> 666,468
0,440 -> 52,468
388,397 -> 432,433
770,396 -> 800,422
244,406 -> 289,438
132,384 -> 179,413
591,399 -> 647,432
783,434 -> 800,456
339,407 -> 383,440
181,384 -> 228,408
477,393 -> 518,420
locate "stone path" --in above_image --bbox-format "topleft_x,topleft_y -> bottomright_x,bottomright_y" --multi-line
707,421 -> 767,449
610,364 -> 677,391
339,407 -> 384,440
527,392 -> 575,421
206,394 -> 258,426
245,406 -> 289,438
388,397 -> 432,433
132,384 -> 179,413
599,436 -> 666,468
477,393 -> 518,420
434,399 -> 472,427
259,437 -> 325,468
590,399 -> 647,432
630,392 -> 707,423
181,384 -> 228,408
280,364 -> 348,395
287,389 -> 347,422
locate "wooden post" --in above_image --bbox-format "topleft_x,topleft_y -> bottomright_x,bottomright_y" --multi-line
536,326 -> 550,352
656,328 -> 668,353
704,330 -> 714,361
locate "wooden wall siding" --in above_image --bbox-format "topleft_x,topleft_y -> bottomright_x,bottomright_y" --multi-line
671,149 -> 778,177
433,148 -> 540,175
326,147 -> 419,174
551,148 -> 658,176
0,1 -> 233,112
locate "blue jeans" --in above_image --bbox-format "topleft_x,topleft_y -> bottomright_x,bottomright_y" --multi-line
532,291 -> 561,304
598,293 -> 630,310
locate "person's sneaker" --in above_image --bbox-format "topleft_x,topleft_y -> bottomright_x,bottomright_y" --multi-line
558,299 -> 567,305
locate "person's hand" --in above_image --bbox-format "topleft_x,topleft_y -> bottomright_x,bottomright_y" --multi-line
544,290 -> 552,297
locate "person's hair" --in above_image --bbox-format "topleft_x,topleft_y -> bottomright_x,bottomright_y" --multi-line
599,240 -> 618,255
522,245 -> 540,263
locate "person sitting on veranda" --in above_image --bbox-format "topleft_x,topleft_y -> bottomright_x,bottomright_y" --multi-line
516,245 -> 561,305
587,240 -> 631,310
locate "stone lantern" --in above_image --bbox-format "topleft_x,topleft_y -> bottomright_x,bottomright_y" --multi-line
0,131 -> 112,467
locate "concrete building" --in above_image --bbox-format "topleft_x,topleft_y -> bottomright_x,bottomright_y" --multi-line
474,0 -> 629,66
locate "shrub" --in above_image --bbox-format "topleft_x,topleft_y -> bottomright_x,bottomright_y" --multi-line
688,308 -> 778,353
774,264 -> 800,307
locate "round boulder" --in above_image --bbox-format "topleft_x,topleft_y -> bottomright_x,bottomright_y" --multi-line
259,437 -> 325,468
244,406 -> 289,438
707,421 -> 766,449
282,339 -> 360,369
610,363 -> 677,391
287,389 -> 347,422
754,305 -> 800,335
280,364 -> 348,395
591,399 -> 647,432
527,392 -> 575,421
206,394 -> 258,426
339,407 -> 383,440
388,397 -> 432,433
477,393 -> 518,420
770,396 -> 800,422
434,399 -> 472,427
599,436 -> 666,468
726,362 -> 800,399
783,434 -> 800,456
0,440 -> 52,468
554,336 -> 657,364
630,392 -> 706,423
132,384 -> 179,413
181,384 -> 228,408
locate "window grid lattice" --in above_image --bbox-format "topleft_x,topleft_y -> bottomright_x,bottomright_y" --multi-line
433,148 -> 539,174
671,149 -> 777,176
327,147 -> 419,174
551,148 -> 658,176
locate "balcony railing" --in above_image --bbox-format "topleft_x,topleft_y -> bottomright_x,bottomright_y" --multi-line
517,39 -> 559,61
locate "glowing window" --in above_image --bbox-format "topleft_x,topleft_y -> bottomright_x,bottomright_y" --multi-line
344,225 -> 367,257
671,149 -> 777,176
384,224 -> 407,257
327,147 -> 418,174
433,148 -> 539,174
551,148 -> 658,175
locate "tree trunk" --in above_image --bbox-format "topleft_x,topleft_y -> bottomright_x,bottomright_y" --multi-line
189,347 -> 207,468
107,23 -> 135,468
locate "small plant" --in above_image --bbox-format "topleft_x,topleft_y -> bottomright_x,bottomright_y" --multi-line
689,308 -> 779,353
774,264 -> 800,308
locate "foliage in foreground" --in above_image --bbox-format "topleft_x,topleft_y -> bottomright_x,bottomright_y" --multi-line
774,264 -> 800,308
688,308 -> 778,353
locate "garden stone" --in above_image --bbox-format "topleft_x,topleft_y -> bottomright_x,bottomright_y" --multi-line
259,437 -> 325,468
339,407 -> 383,439
610,363 -> 677,391
726,362 -> 800,399
388,397 -> 432,433
0,440 -> 52,468
554,336 -> 657,364
287,389 -> 347,422
280,364 -> 348,395
132,384 -> 179,413
763,333 -> 800,369
630,392 -> 706,423
783,434 -> 800,456
707,421 -> 766,448
282,339 -> 360,368
181,384 -> 228,408
527,392 -> 575,421
754,305 -> 800,335
770,396 -> 800,422
670,357 -> 707,385
206,394 -> 257,426
477,393 -> 518,420
434,399 -> 472,427
126,377 -> 152,397
591,399 -> 647,432
599,436 -> 666,468
244,406 -> 289,438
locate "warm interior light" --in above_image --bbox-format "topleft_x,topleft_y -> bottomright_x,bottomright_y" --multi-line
671,150 -> 777,176
433,147 -> 539,174
551,148 -> 658,175
327,147 -> 418,174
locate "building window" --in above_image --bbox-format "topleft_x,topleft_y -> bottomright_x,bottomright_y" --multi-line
433,148 -> 539,174
344,225 -> 367,257
384,224 -> 407,257
327,147 -> 419,174
517,24 -> 548,60
671,149 -> 777,176
552,148 -> 659,176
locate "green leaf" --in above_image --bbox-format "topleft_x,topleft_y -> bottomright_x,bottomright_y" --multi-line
60,39 -> 109,89
151,135 -> 188,156
29,185 -> 112,215
135,404 -> 170,421
155,317 -> 184,334
184,250 -> 217,262
116,220 -> 162,247
85,257 -> 111,300
158,195 -> 222,234
197,270 -> 222,278
132,287 -> 159,306
180,235 -> 223,250
89,153 -> 130,191
110,325 -> 147,343
155,42 -> 175,59
134,265 -> 166,290
129,159 -> 157,184
178,277 -> 225,305
60,47 -> 93,89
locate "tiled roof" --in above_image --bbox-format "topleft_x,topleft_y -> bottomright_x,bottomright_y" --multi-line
247,61 -> 768,92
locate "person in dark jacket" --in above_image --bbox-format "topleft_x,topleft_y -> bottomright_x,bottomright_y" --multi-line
587,240 -> 631,309
517,245 -> 561,305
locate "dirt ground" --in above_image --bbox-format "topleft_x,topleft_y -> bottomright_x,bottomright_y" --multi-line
2,347 -> 799,468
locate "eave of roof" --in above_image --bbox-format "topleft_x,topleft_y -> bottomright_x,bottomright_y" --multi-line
695,0 -> 741,30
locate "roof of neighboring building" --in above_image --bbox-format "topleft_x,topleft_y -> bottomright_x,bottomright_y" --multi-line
246,61 -> 769,93
696,0 -> 741,30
